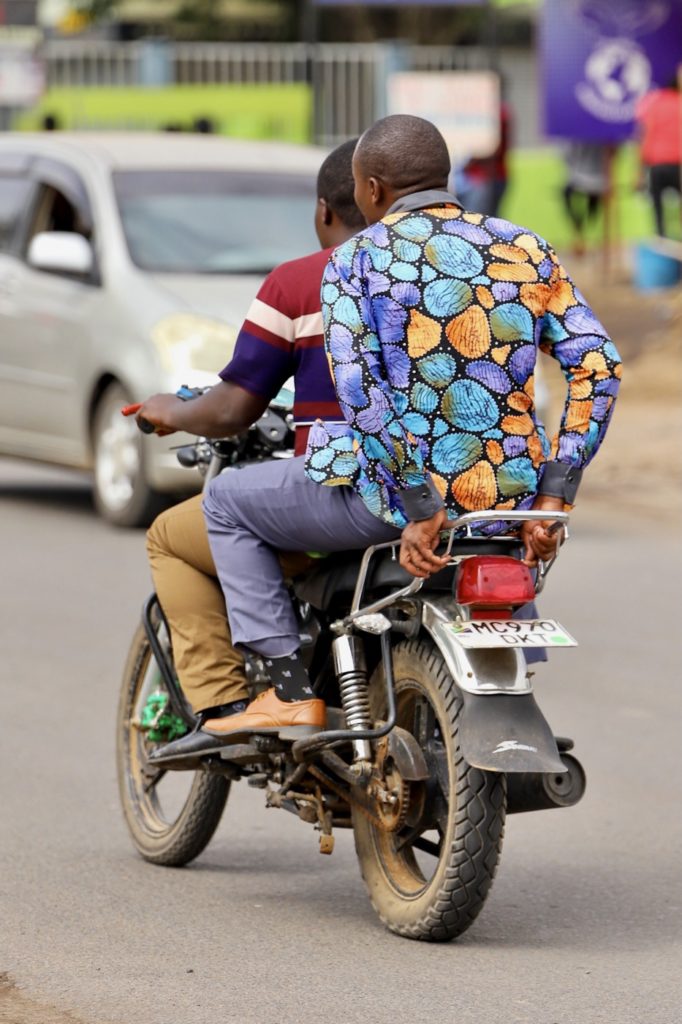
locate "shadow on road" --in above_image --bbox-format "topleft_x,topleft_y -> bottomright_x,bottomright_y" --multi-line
0,479 -> 95,516
147,843 -> 679,956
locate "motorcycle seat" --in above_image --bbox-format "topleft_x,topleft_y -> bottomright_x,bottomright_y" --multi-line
293,536 -> 524,612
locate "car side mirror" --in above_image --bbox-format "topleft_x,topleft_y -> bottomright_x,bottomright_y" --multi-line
27,231 -> 95,277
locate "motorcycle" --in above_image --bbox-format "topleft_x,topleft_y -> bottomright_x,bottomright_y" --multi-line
116,396 -> 585,942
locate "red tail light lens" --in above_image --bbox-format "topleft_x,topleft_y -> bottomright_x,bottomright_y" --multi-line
455,556 -> 535,608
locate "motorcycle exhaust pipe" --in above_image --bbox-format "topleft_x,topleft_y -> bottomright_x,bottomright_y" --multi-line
506,753 -> 586,814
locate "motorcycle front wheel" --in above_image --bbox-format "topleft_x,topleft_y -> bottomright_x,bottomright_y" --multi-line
353,639 -> 506,942
116,618 -> 230,866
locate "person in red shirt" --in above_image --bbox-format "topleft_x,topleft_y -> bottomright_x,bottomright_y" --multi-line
635,78 -> 682,237
133,140 -> 364,733
453,94 -> 511,218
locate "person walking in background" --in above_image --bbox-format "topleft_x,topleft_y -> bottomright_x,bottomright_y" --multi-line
451,86 -> 511,218
561,142 -> 611,257
635,77 -> 682,238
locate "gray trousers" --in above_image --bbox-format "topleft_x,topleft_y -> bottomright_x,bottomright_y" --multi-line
203,456 -> 400,658
203,455 -> 546,665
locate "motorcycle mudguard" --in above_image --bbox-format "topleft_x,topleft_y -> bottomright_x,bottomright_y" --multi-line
459,691 -> 567,774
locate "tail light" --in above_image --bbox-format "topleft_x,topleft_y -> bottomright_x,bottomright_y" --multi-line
455,556 -> 535,617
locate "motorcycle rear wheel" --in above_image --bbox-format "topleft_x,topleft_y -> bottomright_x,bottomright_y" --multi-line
353,639 -> 506,942
116,620 -> 230,866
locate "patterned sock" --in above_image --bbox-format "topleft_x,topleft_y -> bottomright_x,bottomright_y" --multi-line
263,652 -> 314,702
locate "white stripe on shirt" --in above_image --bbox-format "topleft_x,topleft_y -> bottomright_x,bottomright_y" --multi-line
292,311 -> 324,338
247,298 -> 295,342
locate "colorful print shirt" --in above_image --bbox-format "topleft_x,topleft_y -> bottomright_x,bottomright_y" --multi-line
305,196 -> 622,528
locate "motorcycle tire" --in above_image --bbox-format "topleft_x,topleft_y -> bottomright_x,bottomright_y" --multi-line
116,621 -> 230,866
352,639 -> 506,942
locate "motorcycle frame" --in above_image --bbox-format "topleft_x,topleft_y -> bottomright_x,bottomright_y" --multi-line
320,509 -> 571,775
337,509 -> 568,697
141,593 -> 196,729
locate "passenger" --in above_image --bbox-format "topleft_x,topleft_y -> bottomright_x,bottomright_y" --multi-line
192,115 -> 622,745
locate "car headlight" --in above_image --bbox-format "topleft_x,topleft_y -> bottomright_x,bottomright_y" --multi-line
151,314 -> 237,376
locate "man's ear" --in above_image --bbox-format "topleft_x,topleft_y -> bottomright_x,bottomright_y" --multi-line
318,197 -> 333,226
369,176 -> 385,208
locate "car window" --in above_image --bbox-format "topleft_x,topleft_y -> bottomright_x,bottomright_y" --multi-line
21,157 -> 95,268
113,170 -> 319,274
25,184 -> 92,245
20,182 -> 99,286
0,176 -> 34,253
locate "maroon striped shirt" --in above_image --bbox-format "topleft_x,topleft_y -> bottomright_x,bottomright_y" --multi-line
219,248 -> 343,455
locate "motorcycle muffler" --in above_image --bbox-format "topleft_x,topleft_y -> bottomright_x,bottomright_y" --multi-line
506,752 -> 586,814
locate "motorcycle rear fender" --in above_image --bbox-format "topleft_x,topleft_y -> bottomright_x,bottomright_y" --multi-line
421,596 -> 531,696
420,596 -> 565,774
459,691 -> 566,773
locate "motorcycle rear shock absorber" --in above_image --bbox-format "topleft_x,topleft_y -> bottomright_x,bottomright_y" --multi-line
332,634 -> 372,764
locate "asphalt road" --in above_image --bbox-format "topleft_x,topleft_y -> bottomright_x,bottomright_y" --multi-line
1,458 -> 680,1024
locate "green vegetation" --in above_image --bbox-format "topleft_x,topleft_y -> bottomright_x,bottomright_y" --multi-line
504,146 -> 660,249
15,85 -> 312,144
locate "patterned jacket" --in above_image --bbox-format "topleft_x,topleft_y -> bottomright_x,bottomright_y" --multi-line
305,191 -> 622,529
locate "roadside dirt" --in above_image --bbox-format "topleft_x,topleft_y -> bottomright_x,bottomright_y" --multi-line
542,260 -> 681,529
0,974 -> 92,1024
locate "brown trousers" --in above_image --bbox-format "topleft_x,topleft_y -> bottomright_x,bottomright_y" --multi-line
146,494 -> 310,713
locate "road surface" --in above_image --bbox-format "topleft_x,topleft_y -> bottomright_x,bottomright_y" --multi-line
1,458 -> 680,1024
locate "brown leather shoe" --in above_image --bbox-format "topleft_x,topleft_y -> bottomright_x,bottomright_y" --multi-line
202,688 -> 326,741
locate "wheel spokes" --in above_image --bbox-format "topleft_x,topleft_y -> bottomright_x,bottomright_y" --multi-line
410,834 -> 441,858
143,766 -> 167,793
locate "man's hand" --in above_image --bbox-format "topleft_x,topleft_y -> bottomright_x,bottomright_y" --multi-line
400,507 -> 451,578
520,495 -> 566,567
132,393 -> 184,436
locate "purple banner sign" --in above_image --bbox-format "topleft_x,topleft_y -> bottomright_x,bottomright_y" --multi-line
542,0 -> 682,141
314,1 -> 484,6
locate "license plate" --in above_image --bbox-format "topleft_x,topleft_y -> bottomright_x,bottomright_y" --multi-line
448,619 -> 577,649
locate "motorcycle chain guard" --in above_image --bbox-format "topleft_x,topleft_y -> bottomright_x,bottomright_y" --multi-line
384,725 -> 429,782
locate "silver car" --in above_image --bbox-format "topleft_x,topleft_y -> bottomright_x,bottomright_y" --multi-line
0,132 -> 322,525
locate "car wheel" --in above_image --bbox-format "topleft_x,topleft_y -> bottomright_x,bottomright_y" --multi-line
92,382 -> 167,528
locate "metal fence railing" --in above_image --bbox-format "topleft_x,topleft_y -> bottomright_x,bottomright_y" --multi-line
172,41 -> 311,86
41,40 -> 538,146
45,40 -> 144,87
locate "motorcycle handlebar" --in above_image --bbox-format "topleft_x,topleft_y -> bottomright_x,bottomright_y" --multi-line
120,404 -> 158,434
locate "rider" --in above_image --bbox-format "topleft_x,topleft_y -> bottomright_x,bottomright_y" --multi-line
193,114 -> 622,744
133,140 -> 365,754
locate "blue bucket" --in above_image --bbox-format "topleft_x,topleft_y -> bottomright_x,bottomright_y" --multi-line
634,243 -> 681,290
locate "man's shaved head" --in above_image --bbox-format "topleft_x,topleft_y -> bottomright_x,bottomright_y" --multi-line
354,115 -> 450,191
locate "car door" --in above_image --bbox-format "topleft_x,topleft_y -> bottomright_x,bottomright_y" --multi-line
0,152 -> 42,456
0,155 -> 102,465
